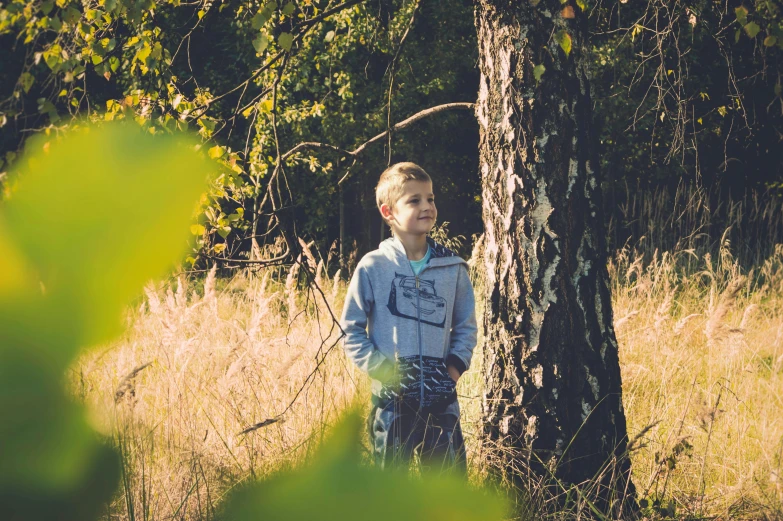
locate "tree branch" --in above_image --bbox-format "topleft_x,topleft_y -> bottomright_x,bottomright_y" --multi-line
274,102 -> 475,183
351,102 -> 474,160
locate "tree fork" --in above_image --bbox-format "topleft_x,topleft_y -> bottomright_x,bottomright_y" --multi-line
475,0 -> 635,512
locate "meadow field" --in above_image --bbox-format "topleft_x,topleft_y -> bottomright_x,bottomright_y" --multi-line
71,230 -> 783,520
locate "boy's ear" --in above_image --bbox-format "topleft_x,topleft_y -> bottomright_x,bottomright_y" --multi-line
379,203 -> 394,223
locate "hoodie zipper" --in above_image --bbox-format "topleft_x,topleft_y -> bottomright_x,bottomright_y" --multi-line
413,259 -> 429,412
415,274 -> 423,410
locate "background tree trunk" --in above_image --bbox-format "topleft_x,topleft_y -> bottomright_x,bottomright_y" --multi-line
475,0 -> 635,511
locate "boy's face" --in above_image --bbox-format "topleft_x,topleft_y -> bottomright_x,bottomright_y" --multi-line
381,180 -> 437,237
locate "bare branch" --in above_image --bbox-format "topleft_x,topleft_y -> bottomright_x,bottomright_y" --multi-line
274,102 -> 475,183
281,141 -> 352,161
350,102 -> 474,160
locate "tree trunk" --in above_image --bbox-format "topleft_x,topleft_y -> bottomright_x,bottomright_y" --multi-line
475,0 -> 635,512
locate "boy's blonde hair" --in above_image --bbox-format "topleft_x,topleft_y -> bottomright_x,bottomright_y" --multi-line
375,162 -> 432,214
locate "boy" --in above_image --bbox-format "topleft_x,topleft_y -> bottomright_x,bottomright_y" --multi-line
339,162 -> 478,475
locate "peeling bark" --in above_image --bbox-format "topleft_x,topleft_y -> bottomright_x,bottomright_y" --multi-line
475,0 -> 635,511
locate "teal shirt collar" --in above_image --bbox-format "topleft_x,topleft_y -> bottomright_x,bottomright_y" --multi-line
409,245 -> 431,275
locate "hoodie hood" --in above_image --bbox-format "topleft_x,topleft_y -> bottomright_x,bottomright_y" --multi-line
378,234 -> 467,269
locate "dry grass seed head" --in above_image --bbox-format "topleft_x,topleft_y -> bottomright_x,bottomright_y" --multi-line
615,310 -> 640,332
654,292 -> 674,332
673,313 -> 702,336
331,268 -> 341,304
145,282 -> 162,315
739,303 -> 759,330
204,264 -> 217,302
705,276 -> 747,346
175,275 -> 188,309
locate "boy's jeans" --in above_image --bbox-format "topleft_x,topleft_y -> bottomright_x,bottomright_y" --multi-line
368,397 -> 467,475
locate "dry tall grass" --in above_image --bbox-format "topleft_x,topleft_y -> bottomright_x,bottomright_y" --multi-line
72,257 -> 364,520
70,236 -> 783,520
609,241 -> 783,519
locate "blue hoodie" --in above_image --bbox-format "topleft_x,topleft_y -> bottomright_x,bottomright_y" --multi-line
339,235 -> 478,412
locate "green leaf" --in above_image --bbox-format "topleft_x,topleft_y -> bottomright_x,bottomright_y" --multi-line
575,0 -> 586,10
251,11 -> 269,29
150,42 -> 163,60
735,6 -> 748,25
744,22 -> 760,38
109,56 -> 120,72
37,98 -> 59,123
198,118 -> 217,139
44,44 -> 63,70
533,63 -> 546,83
253,34 -> 269,54
774,83 -> 782,97
555,29 -> 572,56
63,6 -> 80,25
191,224 -> 206,235
259,99 -> 274,113
764,35 -> 777,47
41,0 -> 54,15
278,32 -> 294,51
217,226 -> 231,238
20,72 -> 34,93
50,14 -> 62,31
282,1 -> 295,15
222,407 -> 509,521
208,145 -> 225,159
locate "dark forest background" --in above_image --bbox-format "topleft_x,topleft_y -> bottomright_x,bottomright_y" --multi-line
2,0 -> 782,267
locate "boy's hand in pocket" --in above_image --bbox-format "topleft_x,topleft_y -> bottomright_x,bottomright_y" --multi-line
447,364 -> 461,384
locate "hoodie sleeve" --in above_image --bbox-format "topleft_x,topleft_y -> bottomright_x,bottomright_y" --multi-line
446,264 -> 478,376
339,263 -> 396,382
